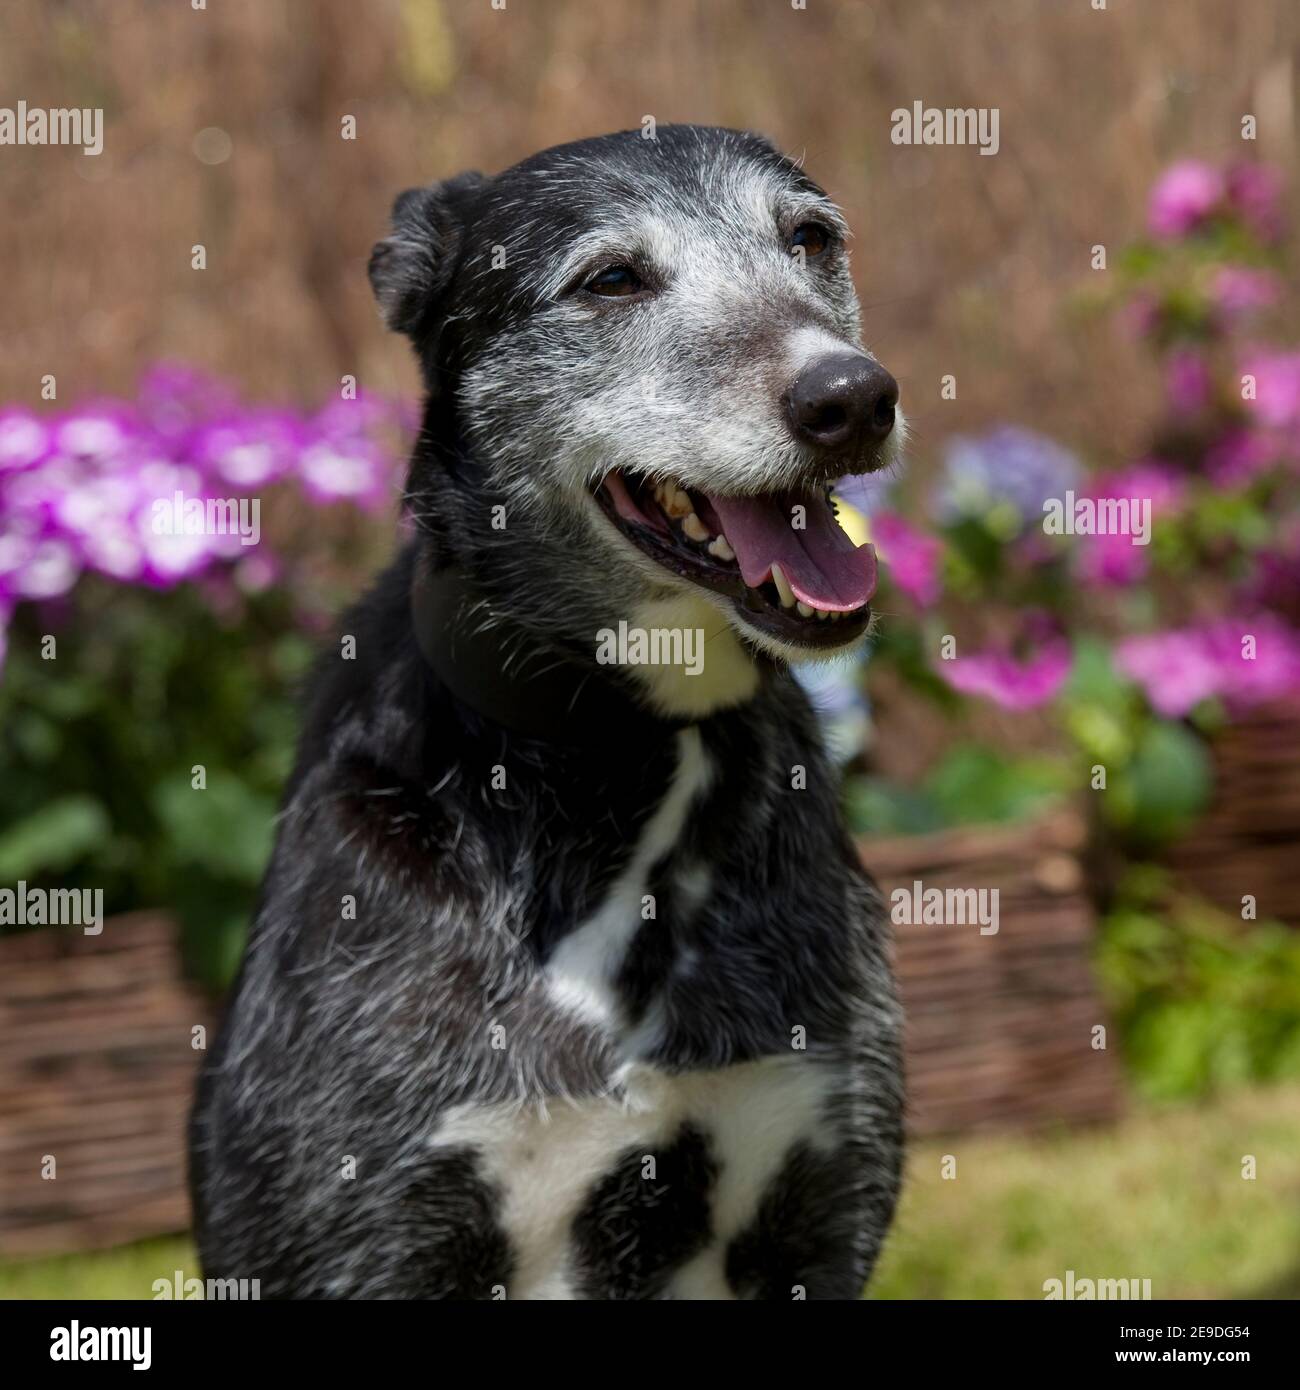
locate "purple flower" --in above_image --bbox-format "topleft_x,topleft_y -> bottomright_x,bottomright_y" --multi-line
0,517 -> 80,602
138,363 -> 235,452
1225,163 -> 1286,245
53,406 -> 138,463
0,364 -> 416,655
939,616 -> 1072,711
1148,161 -> 1225,240
871,510 -> 943,607
0,410 -> 52,474
132,460 -> 238,586
53,471 -> 149,583
313,393 -> 402,442
192,412 -> 303,488
937,427 -> 1083,530
297,438 -> 393,510
1205,428 -> 1279,487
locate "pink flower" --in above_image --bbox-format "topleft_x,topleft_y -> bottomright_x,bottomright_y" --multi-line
871,510 -> 943,608
1225,163 -> 1286,245
1075,464 -> 1185,588
1165,348 -> 1213,416
1242,351 -> 1300,430
1115,629 -> 1221,716
1205,429 -> 1279,487
1243,528 -> 1300,624
1117,615 -> 1300,717
1211,266 -> 1282,323
1148,161 -> 1225,239
940,618 -> 1071,711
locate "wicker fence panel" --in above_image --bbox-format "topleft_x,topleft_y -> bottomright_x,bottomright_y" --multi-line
865,811 -> 1123,1137
0,914 -> 213,1259
1165,700 -> 1300,930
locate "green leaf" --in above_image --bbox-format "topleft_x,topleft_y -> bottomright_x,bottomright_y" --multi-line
844,777 -> 945,837
1124,719 -> 1213,845
923,744 -> 1066,827
1062,636 -> 1130,713
0,795 -> 111,879
152,774 -> 276,883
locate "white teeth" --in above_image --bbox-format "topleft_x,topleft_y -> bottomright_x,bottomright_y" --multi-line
796,601 -> 814,618
707,533 -> 736,562
816,608 -> 830,621
771,563 -> 796,609
681,512 -> 709,543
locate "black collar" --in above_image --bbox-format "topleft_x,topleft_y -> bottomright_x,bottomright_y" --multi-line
409,549 -> 687,747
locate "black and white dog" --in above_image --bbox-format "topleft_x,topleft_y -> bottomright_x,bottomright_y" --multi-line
190,125 -> 906,1300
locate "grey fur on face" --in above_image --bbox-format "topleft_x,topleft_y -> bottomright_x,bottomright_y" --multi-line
374,126 -> 904,678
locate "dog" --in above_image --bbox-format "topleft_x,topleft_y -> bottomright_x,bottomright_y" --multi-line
190,124 -> 906,1300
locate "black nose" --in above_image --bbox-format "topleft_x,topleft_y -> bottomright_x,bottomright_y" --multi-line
785,353 -> 898,450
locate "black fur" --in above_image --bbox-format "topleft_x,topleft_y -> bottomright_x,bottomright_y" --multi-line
190,126 -> 904,1300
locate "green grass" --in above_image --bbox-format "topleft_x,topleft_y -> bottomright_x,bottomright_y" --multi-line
872,1083 -> 1300,1299
4,1085 -> 1300,1300
0,1235 -> 194,1300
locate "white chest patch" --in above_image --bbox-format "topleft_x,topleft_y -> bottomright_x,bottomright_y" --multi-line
546,725 -> 712,1032
427,1054 -> 837,1300
445,718 -> 834,1298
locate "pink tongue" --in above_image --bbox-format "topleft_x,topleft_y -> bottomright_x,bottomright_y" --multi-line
705,492 -> 877,611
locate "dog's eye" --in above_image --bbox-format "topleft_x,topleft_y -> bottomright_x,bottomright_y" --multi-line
584,265 -> 644,298
790,223 -> 833,259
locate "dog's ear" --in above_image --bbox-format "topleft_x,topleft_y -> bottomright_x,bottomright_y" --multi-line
368,172 -> 486,337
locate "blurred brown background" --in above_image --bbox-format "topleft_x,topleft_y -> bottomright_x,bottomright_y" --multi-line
4,0 -> 1297,466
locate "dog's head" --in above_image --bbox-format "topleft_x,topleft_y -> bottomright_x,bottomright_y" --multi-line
372,126 -> 904,709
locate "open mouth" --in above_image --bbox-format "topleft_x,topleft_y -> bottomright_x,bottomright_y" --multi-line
593,470 -> 876,648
